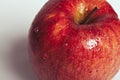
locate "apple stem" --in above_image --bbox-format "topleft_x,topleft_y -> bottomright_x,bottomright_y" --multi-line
80,7 -> 98,24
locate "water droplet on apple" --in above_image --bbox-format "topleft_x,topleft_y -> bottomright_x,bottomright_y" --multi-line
34,27 -> 39,33
65,43 -> 68,46
85,8 -> 88,11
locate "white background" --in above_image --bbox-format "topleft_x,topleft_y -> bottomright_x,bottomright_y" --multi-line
0,0 -> 120,80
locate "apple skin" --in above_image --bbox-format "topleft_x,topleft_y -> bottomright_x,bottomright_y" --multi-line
29,0 -> 120,80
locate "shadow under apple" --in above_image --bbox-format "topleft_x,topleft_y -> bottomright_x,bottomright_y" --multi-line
8,37 -> 39,80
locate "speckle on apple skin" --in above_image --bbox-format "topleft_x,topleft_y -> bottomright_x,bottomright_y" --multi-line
29,0 -> 120,80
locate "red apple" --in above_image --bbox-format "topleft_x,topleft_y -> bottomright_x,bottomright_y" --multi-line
29,0 -> 120,80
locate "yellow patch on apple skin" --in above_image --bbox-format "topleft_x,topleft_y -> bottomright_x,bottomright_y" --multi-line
52,20 -> 67,40
73,3 -> 88,24
53,22 -> 65,36
45,13 -> 56,20
53,23 -> 63,35
45,12 -> 65,20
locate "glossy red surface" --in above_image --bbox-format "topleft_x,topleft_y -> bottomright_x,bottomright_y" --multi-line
29,0 -> 120,80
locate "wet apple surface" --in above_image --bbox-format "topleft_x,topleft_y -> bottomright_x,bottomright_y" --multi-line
29,0 -> 120,80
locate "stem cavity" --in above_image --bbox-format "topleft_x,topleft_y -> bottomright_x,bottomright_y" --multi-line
80,7 -> 98,24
